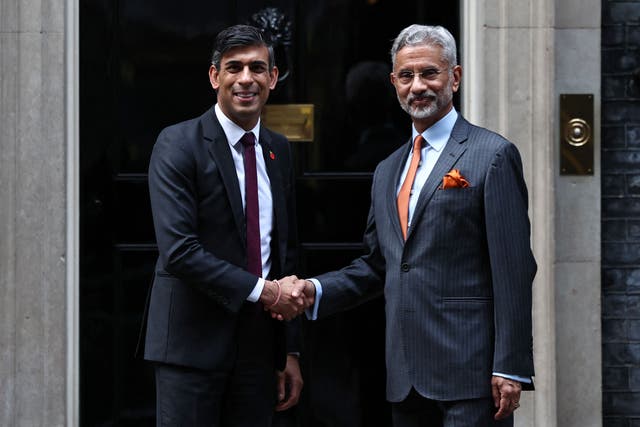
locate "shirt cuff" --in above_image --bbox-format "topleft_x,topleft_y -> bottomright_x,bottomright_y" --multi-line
305,278 -> 322,320
493,372 -> 532,383
246,278 -> 265,302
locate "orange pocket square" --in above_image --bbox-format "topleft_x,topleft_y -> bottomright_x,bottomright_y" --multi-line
441,169 -> 470,189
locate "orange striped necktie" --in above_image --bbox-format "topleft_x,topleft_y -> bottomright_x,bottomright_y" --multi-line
397,134 -> 424,240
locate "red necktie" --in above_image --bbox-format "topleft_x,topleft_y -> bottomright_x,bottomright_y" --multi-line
241,133 -> 262,276
397,134 -> 424,240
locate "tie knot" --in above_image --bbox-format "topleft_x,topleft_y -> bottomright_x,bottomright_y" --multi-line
413,134 -> 425,151
240,132 -> 255,147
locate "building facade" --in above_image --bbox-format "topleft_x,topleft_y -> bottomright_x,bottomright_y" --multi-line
1,0 -> 636,425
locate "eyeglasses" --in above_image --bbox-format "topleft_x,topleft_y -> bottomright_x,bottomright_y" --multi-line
393,68 -> 445,85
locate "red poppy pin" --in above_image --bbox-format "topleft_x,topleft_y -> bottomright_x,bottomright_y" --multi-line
269,151 -> 275,160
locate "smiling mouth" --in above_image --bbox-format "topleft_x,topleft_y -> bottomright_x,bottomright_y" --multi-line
235,92 -> 258,101
410,96 -> 434,105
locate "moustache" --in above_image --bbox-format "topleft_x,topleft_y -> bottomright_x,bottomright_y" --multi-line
407,92 -> 437,104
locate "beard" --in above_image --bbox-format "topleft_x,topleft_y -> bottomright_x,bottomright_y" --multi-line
398,84 -> 453,120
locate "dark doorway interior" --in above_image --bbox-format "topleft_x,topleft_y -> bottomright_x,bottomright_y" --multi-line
80,1 -> 459,425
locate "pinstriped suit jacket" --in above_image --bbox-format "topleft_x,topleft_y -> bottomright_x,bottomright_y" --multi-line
316,115 -> 536,402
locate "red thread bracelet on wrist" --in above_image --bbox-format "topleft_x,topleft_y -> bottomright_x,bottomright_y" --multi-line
267,279 -> 282,309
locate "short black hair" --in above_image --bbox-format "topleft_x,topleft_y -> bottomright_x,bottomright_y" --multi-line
211,24 -> 275,70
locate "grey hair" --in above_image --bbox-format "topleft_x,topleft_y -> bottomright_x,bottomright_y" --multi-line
390,24 -> 458,69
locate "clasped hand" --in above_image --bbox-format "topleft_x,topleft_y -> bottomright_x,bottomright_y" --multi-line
259,275 -> 316,321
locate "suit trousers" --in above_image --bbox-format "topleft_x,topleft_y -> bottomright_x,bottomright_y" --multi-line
391,389 -> 513,427
154,303 -> 277,427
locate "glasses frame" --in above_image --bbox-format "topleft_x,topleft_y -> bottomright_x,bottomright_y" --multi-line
392,67 -> 448,85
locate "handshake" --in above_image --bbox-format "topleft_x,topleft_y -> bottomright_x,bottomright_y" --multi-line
259,276 -> 316,321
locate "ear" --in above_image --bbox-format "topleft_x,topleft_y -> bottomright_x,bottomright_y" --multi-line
268,66 -> 279,90
209,65 -> 220,90
451,65 -> 462,93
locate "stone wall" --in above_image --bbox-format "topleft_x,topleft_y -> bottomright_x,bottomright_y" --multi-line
601,1 -> 640,425
0,0 -> 71,425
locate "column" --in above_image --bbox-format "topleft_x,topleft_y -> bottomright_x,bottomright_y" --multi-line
0,0 -> 77,425
462,0 -> 602,425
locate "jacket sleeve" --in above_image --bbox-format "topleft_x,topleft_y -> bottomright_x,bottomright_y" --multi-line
148,126 -> 257,313
484,142 -> 537,380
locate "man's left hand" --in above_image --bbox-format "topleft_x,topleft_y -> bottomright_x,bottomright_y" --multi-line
275,354 -> 303,411
491,375 -> 522,420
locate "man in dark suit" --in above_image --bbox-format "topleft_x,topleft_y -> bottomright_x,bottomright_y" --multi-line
141,25 -> 309,426
295,24 -> 536,426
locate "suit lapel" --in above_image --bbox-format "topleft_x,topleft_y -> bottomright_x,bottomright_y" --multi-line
259,128 -> 287,273
386,141 -> 413,243
406,117 -> 470,241
202,108 -> 246,245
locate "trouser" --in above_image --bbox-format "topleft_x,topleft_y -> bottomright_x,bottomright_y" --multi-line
391,388 -> 514,427
154,303 -> 277,427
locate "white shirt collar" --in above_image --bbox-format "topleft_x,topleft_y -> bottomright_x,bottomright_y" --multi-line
411,107 -> 458,152
214,103 -> 260,147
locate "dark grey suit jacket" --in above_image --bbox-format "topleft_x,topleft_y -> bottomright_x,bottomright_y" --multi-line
317,115 -> 536,402
141,106 -> 298,372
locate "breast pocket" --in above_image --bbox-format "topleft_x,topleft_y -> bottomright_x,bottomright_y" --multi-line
430,186 -> 483,229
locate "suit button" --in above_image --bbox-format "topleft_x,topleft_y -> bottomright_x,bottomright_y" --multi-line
401,263 -> 410,272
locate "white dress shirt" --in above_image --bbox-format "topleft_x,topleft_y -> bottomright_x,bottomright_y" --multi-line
214,104 -> 272,301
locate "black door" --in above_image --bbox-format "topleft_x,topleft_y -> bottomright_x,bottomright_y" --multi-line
80,1 -> 459,425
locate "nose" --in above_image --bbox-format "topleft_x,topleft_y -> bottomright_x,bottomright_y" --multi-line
238,66 -> 253,84
410,74 -> 428,93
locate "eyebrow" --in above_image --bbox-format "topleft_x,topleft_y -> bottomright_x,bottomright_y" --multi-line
398,66 -> 441,71
223,59 -> 268,67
